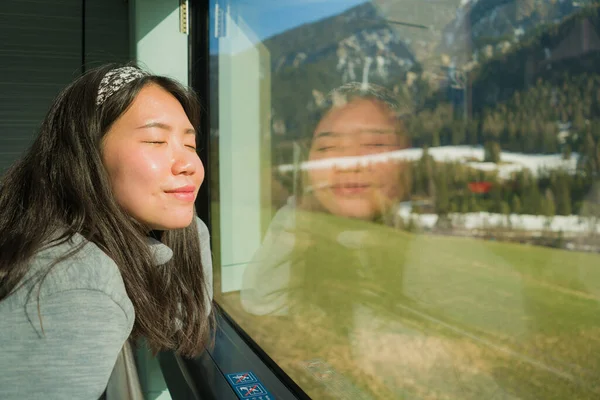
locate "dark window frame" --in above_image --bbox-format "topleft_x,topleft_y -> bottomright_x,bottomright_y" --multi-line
159,1 -> 309,398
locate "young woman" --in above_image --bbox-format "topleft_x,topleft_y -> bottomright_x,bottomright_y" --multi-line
0,64 -> 214,399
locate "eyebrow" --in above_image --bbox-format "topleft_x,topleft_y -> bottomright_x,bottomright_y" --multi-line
136,121 -> 196,136
314,128 -> 397,139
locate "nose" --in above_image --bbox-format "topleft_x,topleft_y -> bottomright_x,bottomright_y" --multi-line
171,146 -> 198,176
334,143 -> 366,173
340,143 -> 361,157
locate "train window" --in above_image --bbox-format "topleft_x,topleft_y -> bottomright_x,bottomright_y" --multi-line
208,0 -> 600,398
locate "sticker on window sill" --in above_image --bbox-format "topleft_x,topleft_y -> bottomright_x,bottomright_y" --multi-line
226,372 -> 259,386
225,371 -> 275,399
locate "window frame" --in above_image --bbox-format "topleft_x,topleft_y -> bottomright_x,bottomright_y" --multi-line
158,2 -> 309,399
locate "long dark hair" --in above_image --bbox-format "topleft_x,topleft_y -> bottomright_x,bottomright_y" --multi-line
0,63 -> 213,357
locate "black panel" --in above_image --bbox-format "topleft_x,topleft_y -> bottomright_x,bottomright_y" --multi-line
84,0 -> 130,70
160,346 -> 238,400
0,0 -> 82,174
190,0 -> 212,230
161,308 -> 303,400
158,351 -> 205,400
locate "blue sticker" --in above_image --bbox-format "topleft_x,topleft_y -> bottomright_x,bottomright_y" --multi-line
226,372 -> 258,386
225,371 -> 275,399
234,383 -> 268,398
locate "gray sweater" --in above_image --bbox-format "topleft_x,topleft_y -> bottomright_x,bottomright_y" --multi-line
0,217 -> 213,400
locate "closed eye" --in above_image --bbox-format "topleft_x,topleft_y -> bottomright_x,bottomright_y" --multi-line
362,143 -> 390,147
144,141 -> 197,151
316,146 -> 336,152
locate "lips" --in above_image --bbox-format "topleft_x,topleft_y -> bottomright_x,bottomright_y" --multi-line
165,185 -> 196,202
331,183 -> 370,196
165,185 -> 196,193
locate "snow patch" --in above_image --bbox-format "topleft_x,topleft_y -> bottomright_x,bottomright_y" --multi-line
277,145 -> 578,179
398,207 -> 600,234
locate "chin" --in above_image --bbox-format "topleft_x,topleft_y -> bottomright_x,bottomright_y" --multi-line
331,206 -> 376,221
343,212 -> 376,221
147,214 -> 195,231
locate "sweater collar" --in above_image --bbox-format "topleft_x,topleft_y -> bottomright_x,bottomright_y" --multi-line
145,237 -> 174,266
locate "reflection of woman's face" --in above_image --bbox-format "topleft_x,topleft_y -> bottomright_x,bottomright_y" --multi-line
307,98 -> 408,220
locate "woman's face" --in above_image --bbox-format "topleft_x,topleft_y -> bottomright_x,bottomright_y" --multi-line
102,83 -> 204,230
307,98 -> 408,220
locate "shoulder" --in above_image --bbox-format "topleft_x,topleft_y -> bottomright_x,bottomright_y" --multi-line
194,217 -> 214,306
195,216 -> 210,241
0,234 -> 134,399
17,233 -> 133,318
0,288 -> 134,399
271,203 -> 296,231
194,216 -> 211,259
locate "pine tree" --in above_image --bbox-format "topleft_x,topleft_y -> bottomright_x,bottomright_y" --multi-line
432,131 -> 441,147
484,141 -> 502,163
490,181 -> 503,213
511,195 -> 522,214
555,174 -> 572,215
451,120 -> 466,146
419,146 -> 436,198
542,122 -> 559,154
544,189 -> 556,217
467,120 -> 479,146
460,197 -> 470,213
580,132 -> 597,176
562,144 -> 572,160
501,201 -> 511,215
523,178 -> 542,215
435,169 -> 450,216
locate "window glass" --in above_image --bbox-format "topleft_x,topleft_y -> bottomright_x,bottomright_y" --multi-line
208,1 -> 600,398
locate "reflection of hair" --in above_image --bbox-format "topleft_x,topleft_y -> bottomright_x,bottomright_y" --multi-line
326,82 -> 400,112
307,81 -> 406,143
0,63 -> 213,357
307,82 -> 403,134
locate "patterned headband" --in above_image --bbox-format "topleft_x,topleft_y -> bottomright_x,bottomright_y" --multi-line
96,66 -> 148,106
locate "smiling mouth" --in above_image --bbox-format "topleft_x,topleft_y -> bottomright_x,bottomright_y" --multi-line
331,183 -> 370,196
165,190 -> 196,202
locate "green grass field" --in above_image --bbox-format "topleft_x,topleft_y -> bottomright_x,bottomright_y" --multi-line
215,209 -> 600,399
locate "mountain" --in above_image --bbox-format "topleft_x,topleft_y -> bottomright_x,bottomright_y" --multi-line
439,0 -> 596,65
209,0 -> 600,154
262,2 -> 418,139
